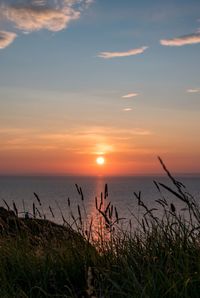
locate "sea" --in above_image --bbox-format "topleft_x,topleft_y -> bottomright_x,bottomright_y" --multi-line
0,175 -> 200,227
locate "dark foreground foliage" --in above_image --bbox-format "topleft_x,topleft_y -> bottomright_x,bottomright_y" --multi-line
0,158 -> 200,297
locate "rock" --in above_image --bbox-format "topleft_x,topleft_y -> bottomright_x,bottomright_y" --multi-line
0,207 -> 92,251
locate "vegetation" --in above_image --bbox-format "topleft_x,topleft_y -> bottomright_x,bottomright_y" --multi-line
0,158 -> 200,297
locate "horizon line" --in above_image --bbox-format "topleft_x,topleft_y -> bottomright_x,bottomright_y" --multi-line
0,172 -> 200,177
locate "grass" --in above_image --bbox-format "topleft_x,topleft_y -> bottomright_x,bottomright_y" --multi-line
0,157 -> 200,297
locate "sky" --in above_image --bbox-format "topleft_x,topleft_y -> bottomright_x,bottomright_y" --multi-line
0,0 -> 200,176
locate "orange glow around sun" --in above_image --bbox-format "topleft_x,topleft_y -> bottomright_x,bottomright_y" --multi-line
96,156 -> 105,165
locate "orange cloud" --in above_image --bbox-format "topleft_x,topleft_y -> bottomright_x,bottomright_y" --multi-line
0,0 -> 92,34
98,46 -> 148,59
0,31 -> 17,49
160,33 -> 200,46
0,125 -> 152,152
0,124 -> 155,175
3,6 -> 80,32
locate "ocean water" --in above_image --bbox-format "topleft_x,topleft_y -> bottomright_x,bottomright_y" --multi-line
0,175 -> 200,226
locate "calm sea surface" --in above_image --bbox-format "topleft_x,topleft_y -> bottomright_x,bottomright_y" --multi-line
0,175 -> 200,225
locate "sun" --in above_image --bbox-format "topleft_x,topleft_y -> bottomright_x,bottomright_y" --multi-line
96,156 -> 105,165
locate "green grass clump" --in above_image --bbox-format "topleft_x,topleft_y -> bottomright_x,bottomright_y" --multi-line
0,157 -> 200,297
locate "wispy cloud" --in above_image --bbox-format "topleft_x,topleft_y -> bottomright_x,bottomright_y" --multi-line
122,93 -> 139,98
0,31 -> 17,49
98,46 -> 148,59
123,108 -> 132,112
187,88 -> 200,93
160,32 -> 200,46
0,125 -> 152,152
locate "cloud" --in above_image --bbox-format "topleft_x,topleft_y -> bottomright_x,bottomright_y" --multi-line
0,0 -> 92,33
123,108 -> 132,111
122,93 -> 139,98
0,30 -> 17,49
1,5 -> 78,32
98,46 -> 148,59
0,125 -> 152,159
160,33 -> 200,46
187,88 -> 199,93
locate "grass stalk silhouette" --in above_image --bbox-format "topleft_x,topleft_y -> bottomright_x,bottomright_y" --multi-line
0,157 -> 200,297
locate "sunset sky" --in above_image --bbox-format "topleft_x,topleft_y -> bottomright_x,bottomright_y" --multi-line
0,0 -> 200,175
